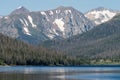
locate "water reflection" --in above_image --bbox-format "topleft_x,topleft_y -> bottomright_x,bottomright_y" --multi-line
23,67 -> 33,74
0,66 -> 120,80
51,68 -> 66,80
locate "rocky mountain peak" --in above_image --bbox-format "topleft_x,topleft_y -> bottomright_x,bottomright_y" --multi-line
92,7 -> 107,11
11,6 -> 30,15
57,6 -> 73,10
56,6 -> 80,13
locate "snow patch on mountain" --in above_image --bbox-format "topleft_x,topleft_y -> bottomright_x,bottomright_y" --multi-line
56,10 -> 60,13
4,16 -> 8,19
19,19 -> 31,35
47,34 -> 55,39
23,27 -> 31,36
41,12 -> 49,21
28,15 -> 37,28
20,19 -> 26,26
100,10 -> 116,23
41,12 -> 46,15
85,8 -> 117,25
49,11 -> 53,15
20,18 -> 28,27
17,6 -> 23,9
53,18 -> 65,32
65,10 -> 71,14
53,29 -> 59,36
23,19 -> 29,26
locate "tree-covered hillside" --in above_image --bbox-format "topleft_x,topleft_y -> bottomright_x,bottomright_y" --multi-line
0,33 -> 88,66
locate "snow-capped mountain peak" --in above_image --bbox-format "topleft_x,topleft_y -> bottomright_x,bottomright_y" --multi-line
85,7 -> 117,25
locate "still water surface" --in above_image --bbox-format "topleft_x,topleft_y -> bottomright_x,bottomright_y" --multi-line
0,66 -> 120,80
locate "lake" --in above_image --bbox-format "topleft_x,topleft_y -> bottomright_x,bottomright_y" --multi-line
0,66 -> 120,80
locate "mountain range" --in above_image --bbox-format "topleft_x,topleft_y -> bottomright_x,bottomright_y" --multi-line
0,6 -> 120,65
0,6 -> 94,44
1,6 -> 118,44
43,14 -> 120,59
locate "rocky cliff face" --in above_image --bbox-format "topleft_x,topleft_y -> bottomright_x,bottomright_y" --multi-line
0,6 -> 94,44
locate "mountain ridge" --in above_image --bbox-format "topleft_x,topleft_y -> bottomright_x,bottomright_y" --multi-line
11,6 -> 30,15
42,14 -> 120,58
0,6 -> 94,44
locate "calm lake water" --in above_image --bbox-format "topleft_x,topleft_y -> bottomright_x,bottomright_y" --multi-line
0,66 -> 120,80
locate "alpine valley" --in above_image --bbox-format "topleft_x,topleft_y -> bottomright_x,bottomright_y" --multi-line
0,6 -> 120,65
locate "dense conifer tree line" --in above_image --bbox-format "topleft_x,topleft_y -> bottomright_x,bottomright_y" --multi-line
0,33 -> 89,66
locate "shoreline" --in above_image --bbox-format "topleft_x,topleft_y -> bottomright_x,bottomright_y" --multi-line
1,65 -> 120,67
